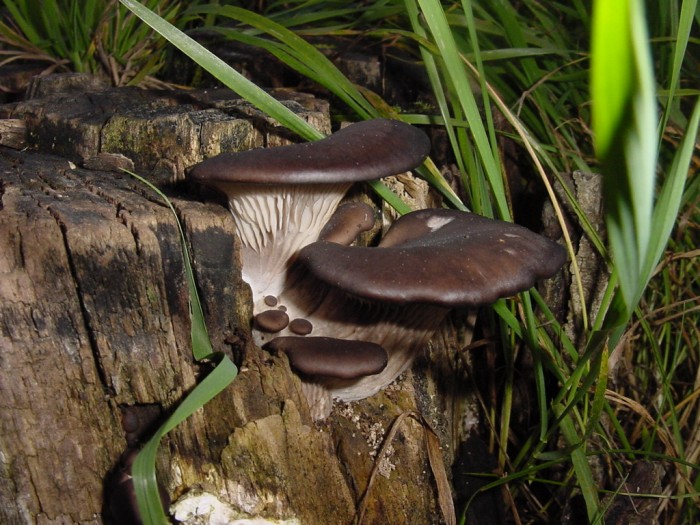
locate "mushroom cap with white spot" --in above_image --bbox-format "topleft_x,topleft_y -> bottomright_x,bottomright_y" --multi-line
297,208 -> 567,306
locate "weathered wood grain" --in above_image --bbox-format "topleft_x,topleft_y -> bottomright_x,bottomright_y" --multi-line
0,73 -> 331,185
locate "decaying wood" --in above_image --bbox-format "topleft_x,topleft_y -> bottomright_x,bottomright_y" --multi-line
0,119 -> 26,149
0,78 -> 476,524
0,73 -> 331,184
540,170 -> 609,351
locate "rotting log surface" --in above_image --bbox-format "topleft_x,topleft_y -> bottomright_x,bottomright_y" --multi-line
0,79 -> 473,525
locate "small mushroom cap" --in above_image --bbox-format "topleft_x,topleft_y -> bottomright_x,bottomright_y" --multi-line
297,209 -> 567,307
318,201 -> 376,245
289,318 -> 314,335
264,336 -> 388,380
188,119 -> 430,185
254,310 -> 290,332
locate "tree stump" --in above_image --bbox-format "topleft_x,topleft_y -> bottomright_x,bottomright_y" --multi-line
0,77 -> 476,524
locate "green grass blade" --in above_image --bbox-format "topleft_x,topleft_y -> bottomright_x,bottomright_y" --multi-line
132,356 -> 238,525
124,170 -> 238,524
555,408 -> 602,522
658,0 -> 697,138
644,97 -> 700,279
125,170 -> 214,360
416,0 -> 510,219
2,0 -> 42,44
192,5 -> 378,119
591,0 -> 657,317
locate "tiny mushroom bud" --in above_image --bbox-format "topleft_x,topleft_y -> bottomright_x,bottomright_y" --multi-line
289,318 -> 313,335
263,295 -> 278,307
254,309 -> 290,333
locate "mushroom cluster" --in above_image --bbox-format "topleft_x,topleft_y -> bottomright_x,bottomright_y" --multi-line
189,118 -> 566,419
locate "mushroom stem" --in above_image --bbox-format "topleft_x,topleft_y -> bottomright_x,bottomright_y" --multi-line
218,181 -> 351,302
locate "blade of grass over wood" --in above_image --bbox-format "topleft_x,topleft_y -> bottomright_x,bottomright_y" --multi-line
132,356 -> 238,525
124,171 -> 238,524
125,171 -> 214,360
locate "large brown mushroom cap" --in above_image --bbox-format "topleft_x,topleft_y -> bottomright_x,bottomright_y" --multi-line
188,118 -> 431,185
297,208 -> 567,307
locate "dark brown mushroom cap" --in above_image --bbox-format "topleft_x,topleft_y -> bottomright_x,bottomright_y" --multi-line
318,201 -> 376,245
188,119 -> 430,185
297,209 -> 567,307
255,310 -> 290,332
264,337 -> 388,380
289,318 -> 314,335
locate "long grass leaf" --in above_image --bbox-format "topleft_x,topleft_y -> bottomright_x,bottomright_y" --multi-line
125,171 -> 213,360
416,0 -> 509,218
123,171 -> 238,524
591,0 -> 656,316
132,356 -> 238,525
644,98 -> 700,279
2,0 -> 42,44
194,5 -> 378,119
555,409 -> 602,522
658,0 -> 698,138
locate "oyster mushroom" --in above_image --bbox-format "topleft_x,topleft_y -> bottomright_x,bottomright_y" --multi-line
272,208 -> 567,417
187,118 -> 431,325
264,336 -> 388,419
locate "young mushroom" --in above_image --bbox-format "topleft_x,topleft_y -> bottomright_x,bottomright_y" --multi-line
188,118 -> 431,337
264,336 -> 388,419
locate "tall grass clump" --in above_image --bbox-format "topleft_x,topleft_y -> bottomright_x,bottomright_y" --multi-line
0,0 -> 190,86
116,0 -> 699,522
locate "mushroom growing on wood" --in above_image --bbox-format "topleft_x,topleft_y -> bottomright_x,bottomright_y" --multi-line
300,208 -> 567,306
269,208 -> 567,417
265,336 -> 388,418
189,119 -> 566,420
188,118 -> 431,330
